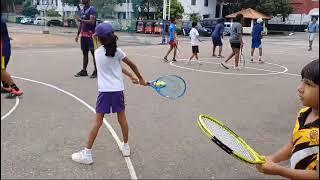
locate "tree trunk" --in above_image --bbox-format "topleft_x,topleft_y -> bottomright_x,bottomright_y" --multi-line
147,0 -> 150,19
12,1 -> 16,13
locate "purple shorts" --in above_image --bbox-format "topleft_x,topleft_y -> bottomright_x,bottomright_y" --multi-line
96,91 -> 125,114
80,37 -> 94,52
212,36 -> 222,46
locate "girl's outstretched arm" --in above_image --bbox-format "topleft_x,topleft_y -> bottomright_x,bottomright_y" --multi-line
123,57 -> 147,86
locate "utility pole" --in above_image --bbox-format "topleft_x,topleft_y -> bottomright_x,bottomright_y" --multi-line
43,0 -> 49,34
161,0 -> 170,44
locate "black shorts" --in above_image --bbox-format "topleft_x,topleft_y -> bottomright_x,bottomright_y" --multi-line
192,46 -> 199,54
230,42 -> 241,49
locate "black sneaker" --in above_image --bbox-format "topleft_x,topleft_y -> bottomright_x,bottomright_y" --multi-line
172,59 -> 177,62
74,70 -> 88,77
90,70 -> 97,78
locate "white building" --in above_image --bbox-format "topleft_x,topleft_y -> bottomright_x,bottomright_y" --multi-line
179,0 -> 217,20
32,0 -> 218,20
112,0 -> 217,20
33,0 -> 77,17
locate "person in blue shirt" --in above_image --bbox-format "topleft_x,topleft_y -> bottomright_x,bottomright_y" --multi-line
211,18 -> 225,58
307,17 -> 319,51
164,17 -> 177,62
74,0 -> 98,78
251,18 -> 264,63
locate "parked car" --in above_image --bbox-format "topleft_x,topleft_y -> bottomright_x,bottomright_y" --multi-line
223,22 -> 233,36
65,19 -> 77,28
181,21 -> 212,37
96,19 -> 103,25
47,19 -> 63,27
20,17 -> 34,25
103,20 -> 121,31
34,17 -> 46,26
200,18 -> 220,32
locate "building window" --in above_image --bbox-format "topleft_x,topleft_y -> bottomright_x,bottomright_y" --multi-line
191,0 -> 196,6
204,0 -> 208,7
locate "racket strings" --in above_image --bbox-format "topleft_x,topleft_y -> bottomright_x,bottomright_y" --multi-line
203,119 -> 255,162
157,76 -> 186,98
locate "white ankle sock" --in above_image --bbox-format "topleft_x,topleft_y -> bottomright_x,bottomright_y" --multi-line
84,148 -> 92,155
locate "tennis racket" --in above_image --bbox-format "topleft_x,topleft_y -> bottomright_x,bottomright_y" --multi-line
198,114 -> 265,164
147,75 -> 186,99
239,49 -> 245,69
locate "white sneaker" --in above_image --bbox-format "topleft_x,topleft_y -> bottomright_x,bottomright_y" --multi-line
121,143 -> 130,157
71,150 -> 93,165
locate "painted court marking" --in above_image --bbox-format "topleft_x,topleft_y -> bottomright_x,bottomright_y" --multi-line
132,53 -> 294,76
1,96 -> 19,120
170,59 -> 288,76
10,76 -> 137,180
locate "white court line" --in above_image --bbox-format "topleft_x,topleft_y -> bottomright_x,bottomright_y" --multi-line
14,50 -> 299,78
1,96 -> 19,120
11,76 -> 137,180
132,53 -> 289,76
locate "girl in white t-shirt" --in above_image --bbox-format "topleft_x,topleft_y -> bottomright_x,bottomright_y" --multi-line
72,23 -> 147,164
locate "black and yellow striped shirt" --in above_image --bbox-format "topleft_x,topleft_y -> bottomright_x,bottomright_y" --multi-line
291,107 -> 319,170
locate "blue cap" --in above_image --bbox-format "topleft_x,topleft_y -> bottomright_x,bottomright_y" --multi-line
94,23 -> 113,37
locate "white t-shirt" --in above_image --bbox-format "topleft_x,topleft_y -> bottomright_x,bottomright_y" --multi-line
95,46 -> 126,92
189,28 -> 200,46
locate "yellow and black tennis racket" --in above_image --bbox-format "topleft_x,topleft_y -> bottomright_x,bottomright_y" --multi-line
198,114 -> 265,164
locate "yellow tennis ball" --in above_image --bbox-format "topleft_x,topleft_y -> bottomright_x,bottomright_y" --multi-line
155,81 -> 166,87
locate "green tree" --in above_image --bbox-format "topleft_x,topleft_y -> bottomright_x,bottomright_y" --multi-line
220,0 -> 292,18
22,0 -> 39,17
47,9 -> 61,17
169,0 -> 184,19
190,13 -> 200,23
256,0 -> 292,21
132,0 -> 144,19
140,0 -> 162,19
92,0 -> 118,18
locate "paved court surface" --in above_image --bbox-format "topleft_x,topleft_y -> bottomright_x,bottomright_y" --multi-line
1,23 -> 319,179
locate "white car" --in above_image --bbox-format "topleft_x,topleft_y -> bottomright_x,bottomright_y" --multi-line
34,17 -> 45,26
223,22 -> 233,36
20,17 -> 33,24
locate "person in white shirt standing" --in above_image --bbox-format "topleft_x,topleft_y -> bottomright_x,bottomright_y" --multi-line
71,23 -> 147,164
188,22 -> 201,65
